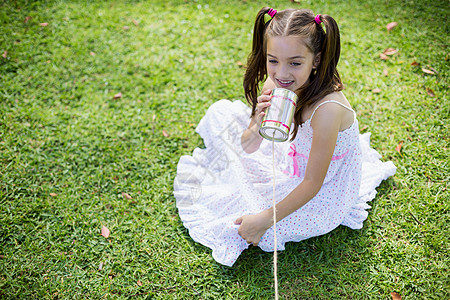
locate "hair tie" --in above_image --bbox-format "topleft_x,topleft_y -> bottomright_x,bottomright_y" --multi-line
315,14 -> 322,25
264,8 -> 277,24
268,8 -> 277,18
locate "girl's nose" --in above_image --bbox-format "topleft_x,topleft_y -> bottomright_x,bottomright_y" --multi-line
276,64 -> 289,79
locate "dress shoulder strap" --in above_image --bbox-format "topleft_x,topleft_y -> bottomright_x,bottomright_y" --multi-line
309,100 -> 355,122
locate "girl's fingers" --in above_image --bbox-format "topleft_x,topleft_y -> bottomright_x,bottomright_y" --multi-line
254,101 -> 270,124
255,90 -> 272,122
257,92 -> 272,103
262,89 -> 272,96
256,111 -> 265,123
256,102 -> 271,113
257,95 -> 271,103
255,103 -> 270,119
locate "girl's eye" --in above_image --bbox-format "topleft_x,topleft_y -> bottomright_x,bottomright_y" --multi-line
291,62 -> 301,66
268,59 -> 278,64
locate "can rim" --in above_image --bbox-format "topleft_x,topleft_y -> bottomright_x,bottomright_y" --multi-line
259,126 -> 288,142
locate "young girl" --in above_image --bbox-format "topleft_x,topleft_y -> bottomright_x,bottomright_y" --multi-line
174,7 -> 396,267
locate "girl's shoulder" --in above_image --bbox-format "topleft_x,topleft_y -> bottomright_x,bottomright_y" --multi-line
308,91 -> 355,131
321,91 -> 351,107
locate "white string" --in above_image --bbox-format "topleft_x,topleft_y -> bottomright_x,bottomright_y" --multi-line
272,133 -> 279,300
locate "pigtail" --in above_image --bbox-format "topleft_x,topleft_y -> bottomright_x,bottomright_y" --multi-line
243,7 -> 272,116
289,12 -> 343,141
316,14 -> 342,90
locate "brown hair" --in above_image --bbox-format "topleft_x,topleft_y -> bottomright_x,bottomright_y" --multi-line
243,7 -> 343,140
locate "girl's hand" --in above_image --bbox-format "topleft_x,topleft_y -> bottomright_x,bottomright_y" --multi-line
254,89 -> 272,124
234,211 -> 273,246
241,89 -> 273,154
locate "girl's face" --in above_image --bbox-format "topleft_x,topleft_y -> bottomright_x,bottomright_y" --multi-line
266,36 -> 319,92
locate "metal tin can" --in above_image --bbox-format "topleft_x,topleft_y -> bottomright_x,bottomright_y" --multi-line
259,88 -> 298,142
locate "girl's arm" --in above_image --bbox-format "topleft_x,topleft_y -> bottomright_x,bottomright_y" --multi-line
235,102 -> 346,245
241,78 -> 276,154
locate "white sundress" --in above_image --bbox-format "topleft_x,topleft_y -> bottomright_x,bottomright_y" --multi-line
174,99 -> 396,266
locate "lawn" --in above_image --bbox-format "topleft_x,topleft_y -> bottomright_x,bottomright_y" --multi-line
0,0 -> 448,299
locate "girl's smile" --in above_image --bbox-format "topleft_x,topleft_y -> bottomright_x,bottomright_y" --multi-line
266,36 -> 319,92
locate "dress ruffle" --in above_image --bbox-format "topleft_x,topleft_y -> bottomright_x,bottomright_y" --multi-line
340,133 -> 397,229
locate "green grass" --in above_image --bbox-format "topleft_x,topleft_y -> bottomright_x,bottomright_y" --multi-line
0,0 -> 448,299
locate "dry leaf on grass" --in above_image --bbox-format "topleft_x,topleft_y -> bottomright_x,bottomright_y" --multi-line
395,141 -> 403,154
101,226 -> 110,238
386,22 -> 398,31
426,88 -> 435,97
137,280 -> 142,286
122,192 -> 132,200
50,193 -> 57,197
372,88 -> 382,93
39,23 -> 49,27
113,92 -> 122,99
24,16 -> 32,23
383,48 -> 398,56
162,130 -> 169,137
422,68 -> 435,75
132,19 -> 139,26
2,51 -> 7,59
380,53 -> 389,60
391,292 -> 402,300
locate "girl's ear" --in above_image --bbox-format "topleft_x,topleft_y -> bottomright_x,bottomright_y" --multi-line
313,52 -> 321,69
